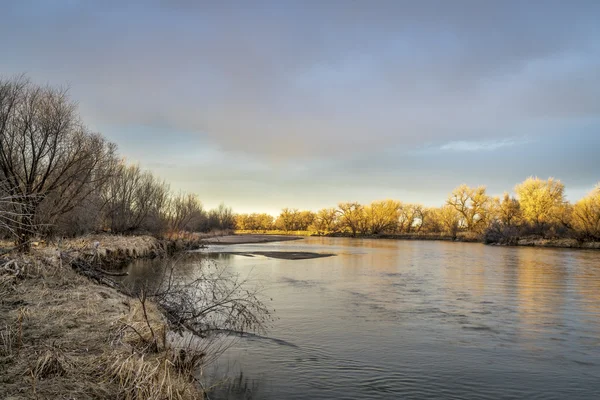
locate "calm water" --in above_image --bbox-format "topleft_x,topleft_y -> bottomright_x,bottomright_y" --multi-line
124,237 -> 600,399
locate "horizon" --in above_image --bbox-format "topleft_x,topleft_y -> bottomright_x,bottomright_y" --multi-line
2,1 -> 599,213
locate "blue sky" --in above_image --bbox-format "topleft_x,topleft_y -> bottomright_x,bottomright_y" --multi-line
2,1 -> 599,213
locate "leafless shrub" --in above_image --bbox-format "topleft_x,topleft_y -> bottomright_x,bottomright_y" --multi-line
148,257 -> 273,340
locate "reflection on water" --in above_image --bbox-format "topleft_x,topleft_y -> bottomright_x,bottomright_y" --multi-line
123,238 -> 600,400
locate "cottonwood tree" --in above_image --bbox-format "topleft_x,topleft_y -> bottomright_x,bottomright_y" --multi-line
572,184 -> 600,240
515,177 -> 566,232
337,202 -> 365,237
310,208 -> 339,234
397,203 -> 426,233
496,193 -> 522,227
446,184 -> 491,232
433,205 -> 461,236
296,211 -> 316,231
364,200 -> 400,234
276,208 -> 300,231
235,213 -> 274,232
0,76 -> 116,247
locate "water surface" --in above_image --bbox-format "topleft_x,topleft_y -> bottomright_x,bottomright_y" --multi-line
124,237 -> 600,399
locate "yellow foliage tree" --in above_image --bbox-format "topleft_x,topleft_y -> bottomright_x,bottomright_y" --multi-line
497,192 -> 522,226
572,184 -> 600,239
515,177 -> 565,229
364,200 -> 401,234
337,202 -> 365,237
446,184 -> 491,232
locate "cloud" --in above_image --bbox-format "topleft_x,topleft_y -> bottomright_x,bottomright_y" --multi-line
1,1 -> 599,160
438,138 -> 530,152
1,1 -> 599,210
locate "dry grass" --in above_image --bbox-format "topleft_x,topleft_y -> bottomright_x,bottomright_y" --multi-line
0,324 -> 16,356
0,245 -> 207,399
101,351 -> 203,400
116,298 -> 168,352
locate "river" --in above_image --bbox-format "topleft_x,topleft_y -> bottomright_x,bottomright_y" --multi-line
123,237 -> 600,399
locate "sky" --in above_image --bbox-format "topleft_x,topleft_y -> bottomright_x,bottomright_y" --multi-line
2,1 -> 599,214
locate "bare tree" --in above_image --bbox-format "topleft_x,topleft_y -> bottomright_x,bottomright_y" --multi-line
0,76 -> 116,248
101,163 -> 170,234
166,192 -> 203,236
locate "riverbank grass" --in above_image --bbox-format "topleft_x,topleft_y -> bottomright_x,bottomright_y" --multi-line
0,239 -> 206,399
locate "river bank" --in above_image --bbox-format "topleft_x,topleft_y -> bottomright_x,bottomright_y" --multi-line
0,234 -> 210,399
231,231 -> 600,250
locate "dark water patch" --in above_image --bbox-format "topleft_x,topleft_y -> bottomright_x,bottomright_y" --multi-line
279,276 -> 321,288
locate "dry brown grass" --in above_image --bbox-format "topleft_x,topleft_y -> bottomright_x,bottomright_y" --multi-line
0,324 -> 16,356
100,350 -> 203,400
0,246 -> 206,399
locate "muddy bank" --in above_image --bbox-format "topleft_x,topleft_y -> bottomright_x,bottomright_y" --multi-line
201,234 -> 303,245
493,237 -> 600,250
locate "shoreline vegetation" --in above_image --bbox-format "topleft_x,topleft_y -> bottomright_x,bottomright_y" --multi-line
234,179 -> 600,251
233,230 -> 600,250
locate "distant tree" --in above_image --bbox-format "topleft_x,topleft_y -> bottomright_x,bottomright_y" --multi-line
420,207 -> 442,233
255,213 -> 275,231
437,205 -> 461,236
276,208 -> 300,231
446,184 -> 491,232
572,184 -> 600,240
515,177 -> 566,232
497,192 -> 522,227
167,192 -> 203,235
213,203 -> 235,230
234,213 -> 249,230
397,203 -> 426,233
337,202 -> 365,237
235,213 -> 274,232
411,204 -> 427,232
101,163 -> 170,234
311,208 -> 339,234
296,211 -> 316,231
364,200 -> 400,234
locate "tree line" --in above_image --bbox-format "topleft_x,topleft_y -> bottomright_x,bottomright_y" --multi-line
0,76 -> 234,249
236,178 -> 600,242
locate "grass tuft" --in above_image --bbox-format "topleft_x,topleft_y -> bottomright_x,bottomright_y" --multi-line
101,351 -> 203,400
32,347 -> 73,379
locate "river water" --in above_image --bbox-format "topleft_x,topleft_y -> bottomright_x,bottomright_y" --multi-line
123,237 -> 600,399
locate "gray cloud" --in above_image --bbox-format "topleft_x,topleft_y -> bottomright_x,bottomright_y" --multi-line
1,1 -> 599,209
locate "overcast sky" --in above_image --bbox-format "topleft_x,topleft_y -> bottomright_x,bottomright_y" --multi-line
2,1 -> 599,213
